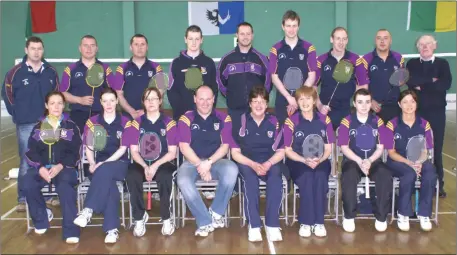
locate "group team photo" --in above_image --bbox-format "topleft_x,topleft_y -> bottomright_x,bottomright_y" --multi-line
1,5 -> 454,254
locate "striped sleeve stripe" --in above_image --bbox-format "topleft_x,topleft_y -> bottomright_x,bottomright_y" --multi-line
386,121 -> 394,131
106,67 -> 113,75
341,118 -> 350,128
116,66 -> 124,75
179,116 -> 191,126
166,120 -> 176,131
425,122 -> 431,131
124,121 -> 132,128
400,57 -> 405,66
132,120 -> 140,130
270,47 -> 277,55
156,65 -> 163,72
86,120 -> 94,129
308,45 -> 316,53
64,67 -> 71,76
325,116 -> 331,125
224,116 -> 232,123
275,122 -> 279,130
377,118 -> 384,127
360,58 -> 368,69
317,61 -> 322,68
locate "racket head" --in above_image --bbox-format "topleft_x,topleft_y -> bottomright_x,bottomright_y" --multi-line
85,63 -> 105,88
406,135 -> 428,164
389,68 -> 410,86
39,117 -> 61,145
184,67 -> 203,90
139,132 -> 162,162
332,59 -> 354,83
148,72 -> 169,91
282,67 -> 303,90
85,124 -> 108,152
302,134 -> 325,160
239,113 -> 247,137
354,124 -> 376,154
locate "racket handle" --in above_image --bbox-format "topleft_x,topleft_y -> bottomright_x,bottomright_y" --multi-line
365,177 -> 370,199
147,190 -> 152,211
415,189 -> 419,213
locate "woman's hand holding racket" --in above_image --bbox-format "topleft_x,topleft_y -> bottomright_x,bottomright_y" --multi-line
89,161 -> 104,173
361,159 -> 371,174
39,166 -> 52,183
371,99 -> 381,113
48,164 -> 63,179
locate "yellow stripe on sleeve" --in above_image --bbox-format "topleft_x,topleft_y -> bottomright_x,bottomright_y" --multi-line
377,118 -> 384,127
325,116 -> 331,125
116,66 -> 124,75
386,121 -> 394,131
64,67 -> 71,76
341,118 -> 350,128
361,58 -> 368,69
156,65 -> 163,72
132,120 -> 140,130
425,122 -> 431,131
166,120 -> 176,131
179,116 -> 191,127
308,45 -> 316,53
224,116 -> 232,123
270,47 -> 277,56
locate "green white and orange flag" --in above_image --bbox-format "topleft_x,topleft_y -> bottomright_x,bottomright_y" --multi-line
407,0 -> 456,32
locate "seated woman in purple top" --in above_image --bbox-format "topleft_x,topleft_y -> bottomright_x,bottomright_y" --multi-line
23,91 -> 81,244
283,86 -> 334,238
337,88 -> 392,233
230,85 -> 285,242
73,88 -> 131,244
124,87 -> 177,237
385,89 -> 437,232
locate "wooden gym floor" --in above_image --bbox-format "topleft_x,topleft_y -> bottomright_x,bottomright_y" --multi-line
1,112 -> 455,254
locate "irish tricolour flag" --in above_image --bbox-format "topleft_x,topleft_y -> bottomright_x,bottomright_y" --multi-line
407,0 -> 456,32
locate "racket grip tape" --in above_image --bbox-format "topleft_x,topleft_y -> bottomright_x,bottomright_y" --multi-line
147,191 -> 152,210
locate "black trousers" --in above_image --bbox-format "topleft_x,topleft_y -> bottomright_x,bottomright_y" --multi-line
420,108 -> 446,190
341,160 -> 393,221
126,162 -> 176,221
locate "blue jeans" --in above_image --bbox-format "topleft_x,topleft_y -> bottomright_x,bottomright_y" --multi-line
16,123 -> 36,203
177,159 -> 239,228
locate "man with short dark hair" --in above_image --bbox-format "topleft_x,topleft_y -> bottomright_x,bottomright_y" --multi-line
113,34 -> 163,120
269,10 -> 317,126
356,29 -> 405,123
1,36 -> 59,211
217,22 -> 270,141
167,25 -> 218,121
59,35 -> 117,132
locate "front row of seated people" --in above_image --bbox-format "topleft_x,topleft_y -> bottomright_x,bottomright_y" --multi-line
22,85 -> 437,244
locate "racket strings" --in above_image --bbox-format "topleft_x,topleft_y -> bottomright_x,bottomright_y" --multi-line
283,67 -> 303,90
184,68 -> 203,90
302,134 -> 324,159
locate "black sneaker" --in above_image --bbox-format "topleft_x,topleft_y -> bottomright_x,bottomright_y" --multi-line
439,189 -> 447,198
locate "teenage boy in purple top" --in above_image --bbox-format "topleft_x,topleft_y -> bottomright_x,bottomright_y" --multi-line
176,85 -> 238,238
337,88 -> 392,233
269,10 -> 317,125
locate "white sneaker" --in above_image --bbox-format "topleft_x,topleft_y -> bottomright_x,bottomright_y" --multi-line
397,213 -> 410,231
161,219 -> 175,236
105,229 -> 119,244
209,209 -> 225,228
66,237 -> 79,244
195,225 -> 214,237
248,226 -> 262,242
73,208 -> 93,228
342,218 -> 355,232
418,216 -> 432,231
133,212 -> 149,237
312,224 -> 327,237
265,226 -> 282,242
34,208 -> 53,234
375,220 -> 387,232
203,191 -> 215,200
298,224 -> 311,237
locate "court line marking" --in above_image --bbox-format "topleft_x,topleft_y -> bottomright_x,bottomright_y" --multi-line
263,219 -> 276,254
1,206 -> 17,220
1,181 -> 17,193
443,153 -> 456,161
0,132 -> 15,140
1,155 -> 17,164
444,168 -> 456,177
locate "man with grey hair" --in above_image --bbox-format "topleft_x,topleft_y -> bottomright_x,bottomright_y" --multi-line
406,34 -> 452,198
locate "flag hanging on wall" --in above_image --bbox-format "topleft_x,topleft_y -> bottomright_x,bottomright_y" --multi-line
25,1 -> 57,40
406,0 -> 456,32
188,1 -> 244,36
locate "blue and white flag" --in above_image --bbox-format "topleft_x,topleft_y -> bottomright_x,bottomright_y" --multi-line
188,1 -> 244,36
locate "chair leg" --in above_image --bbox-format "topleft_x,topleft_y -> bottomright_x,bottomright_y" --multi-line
292,185 -> 297,226
25,200 -> 32,234
434,180 -> 439,225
